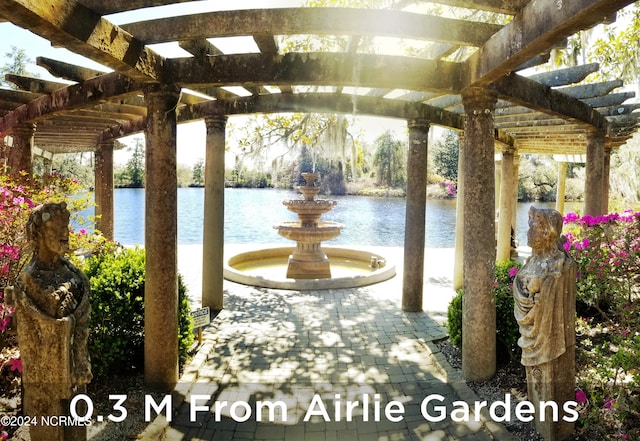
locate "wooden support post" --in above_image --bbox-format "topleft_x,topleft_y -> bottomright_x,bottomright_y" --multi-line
461,87 -> 497,382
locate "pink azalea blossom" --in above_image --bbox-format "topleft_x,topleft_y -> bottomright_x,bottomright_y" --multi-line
575,389 -> 587,404
604,396 -> 614,409
508,266 -> 519,278
8,357 -> 22,373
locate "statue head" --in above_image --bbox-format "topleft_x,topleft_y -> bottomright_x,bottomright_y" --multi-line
527,206 -> 563,252
26,202 -> 71,260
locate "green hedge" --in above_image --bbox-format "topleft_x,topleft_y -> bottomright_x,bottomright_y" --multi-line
447,261 -> 522,362
84,247 -> 194,377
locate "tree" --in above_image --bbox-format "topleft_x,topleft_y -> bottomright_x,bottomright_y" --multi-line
51,153 -> 95,189
609,133 -> 640,205
191,158 -> 205,187
228,0 -> 407,186
432,130 -> 459,182
372,130 -> 405,188
0,46 -> 36,89
125,138 -> 145,188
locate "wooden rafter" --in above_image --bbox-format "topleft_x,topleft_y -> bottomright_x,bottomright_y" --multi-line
121,8 -> 503,47
0,0 -> 165,82
167,53 -> 459,92
462,0 -> 637,88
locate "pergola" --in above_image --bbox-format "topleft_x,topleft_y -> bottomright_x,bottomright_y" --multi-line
0,0 -> 638,390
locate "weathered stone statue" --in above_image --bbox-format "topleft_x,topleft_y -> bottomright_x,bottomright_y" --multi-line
513,206 -> 576,441
7,202 -> 92,441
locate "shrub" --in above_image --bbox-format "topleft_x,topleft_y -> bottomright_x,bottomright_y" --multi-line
447,289 -> 463,347
84,246 -> 194,377
446,261 -> 522,362
1,171 -> 93,288
563,210 -> 640,318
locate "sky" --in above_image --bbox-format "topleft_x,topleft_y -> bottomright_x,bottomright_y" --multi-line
0,0 -> 410,167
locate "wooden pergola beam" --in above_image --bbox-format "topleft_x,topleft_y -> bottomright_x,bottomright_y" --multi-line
77,0 -> 193,15
122,8 -> 503,47
0,0 -> 166,83
37,56 -> 108,82
490,73 -> 608,129
178,92 -> 464,129
527,62 -> 599,87
425,0 -> 530,15
0,72 -> 142,133
4,74 -> 69,94
178,39 -> 223,58
167,53 -> 459,93
462,0 -> 636,88
555,80 -> 622,99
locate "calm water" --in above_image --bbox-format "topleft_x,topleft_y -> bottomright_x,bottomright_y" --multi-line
107,188 -> 574,247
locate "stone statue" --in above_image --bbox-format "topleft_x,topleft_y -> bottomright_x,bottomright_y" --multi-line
7,202 -> 92,441
513,206 -> 576,441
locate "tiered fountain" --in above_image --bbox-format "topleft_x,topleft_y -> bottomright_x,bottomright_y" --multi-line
276,172 -> 344,279
224,172 -> 396,290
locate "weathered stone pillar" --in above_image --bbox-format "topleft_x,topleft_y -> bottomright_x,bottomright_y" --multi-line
497,147 -> 515,262
402,119 -> 429,312
143,84 -> 180,390
453,133 -> 464,290
584,130 -> 606,216
203,113 -> 227,311
603,146 -> 611,214
555,161 -> 568,215
461,87 -> 497,382
511,153 -> 520,249
8,123 -> 35,173
95,141 -> 115,240
494,158 -> 501,216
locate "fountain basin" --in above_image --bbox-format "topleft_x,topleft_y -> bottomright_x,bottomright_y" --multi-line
224,246 -> 396,290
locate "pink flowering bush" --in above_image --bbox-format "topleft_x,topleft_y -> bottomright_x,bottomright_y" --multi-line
564,210 -> 640,438
0,171 -> 95,287
563,210 -> 640,317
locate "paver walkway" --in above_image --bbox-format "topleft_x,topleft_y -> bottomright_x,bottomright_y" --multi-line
139,246 -> 515,441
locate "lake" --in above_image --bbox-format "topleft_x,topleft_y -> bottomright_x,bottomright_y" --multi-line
104,188 -> 577,248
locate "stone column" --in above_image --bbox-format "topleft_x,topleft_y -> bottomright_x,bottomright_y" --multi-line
453,133 -> 464,290
555,161 -> 568,215
95,141 -> 115,240
402,119 -> 430,312
143,84 -> 180,390
8,123 -> 35,173
584,130 -> 606,216
603,146 -> 611,214
461,87 -> 498,382
497,147 -> 515,262
511,153 -> 520,250
203,114 -> 227,312
494,158 -> 501,216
